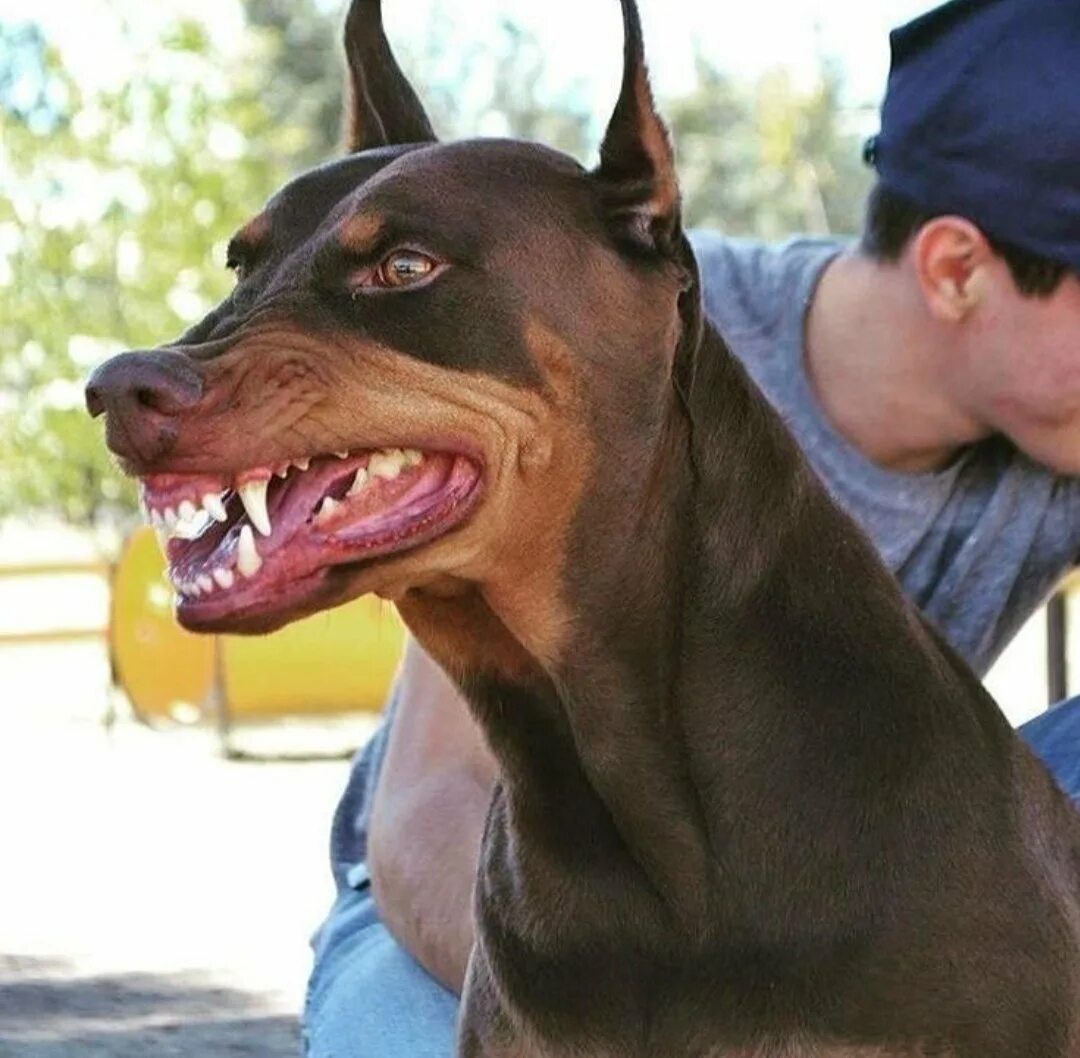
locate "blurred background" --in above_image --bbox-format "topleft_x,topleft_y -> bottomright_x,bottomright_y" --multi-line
0,0 -> 1066,1054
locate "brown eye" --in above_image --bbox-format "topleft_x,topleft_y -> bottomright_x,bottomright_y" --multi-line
375,250 -> 437,288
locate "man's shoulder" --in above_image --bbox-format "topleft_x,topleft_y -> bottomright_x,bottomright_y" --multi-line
688,231 -> 845,340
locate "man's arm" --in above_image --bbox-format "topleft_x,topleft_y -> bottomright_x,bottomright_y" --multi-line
366,636 -> 498,993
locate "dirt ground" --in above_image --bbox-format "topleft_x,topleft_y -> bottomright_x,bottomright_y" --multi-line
0,640 -> 378,1058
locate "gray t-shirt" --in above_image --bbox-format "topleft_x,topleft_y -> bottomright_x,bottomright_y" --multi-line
328,234 -> 1080,888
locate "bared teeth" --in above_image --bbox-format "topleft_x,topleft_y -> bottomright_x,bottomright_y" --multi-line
196,574 -> 214,594
369,450 -> 405,481
236,524 -> 263,578
316,497 -> 341,523
293,457 -> 310,472
213,567 -> 235,590
238,479 -> 272,537
403,449 -> 423,467
346,468 -> 369,496
163,507 -> 179,532
202,493 -> 228,523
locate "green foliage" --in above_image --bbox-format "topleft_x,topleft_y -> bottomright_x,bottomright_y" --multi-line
0,9 -> 872,527
0,16 -> 307,526
669,57 -> 871,238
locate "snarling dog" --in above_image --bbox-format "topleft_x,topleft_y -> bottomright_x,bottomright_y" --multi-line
86,0 -> 1080,1054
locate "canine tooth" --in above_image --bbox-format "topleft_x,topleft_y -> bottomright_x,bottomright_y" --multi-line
238,479 -> 272,537
212,567 -> 235,590
237,524 -> 263,578
317,497 -> 341,522
202,493 -> 228,523
197,574 -> 214,594
346,468 -> 369,496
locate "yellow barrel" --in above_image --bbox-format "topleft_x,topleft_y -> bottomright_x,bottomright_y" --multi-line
110,526 -> 216,723
219,595 -> 405,719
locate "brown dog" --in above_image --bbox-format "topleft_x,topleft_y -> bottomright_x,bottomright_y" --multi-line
87,1 -> 1080,1054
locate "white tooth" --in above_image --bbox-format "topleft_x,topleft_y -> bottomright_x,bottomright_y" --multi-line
187,582 -> 202,598
197,574 -> 214,594
237,524 -> 263,579
274,464 -> 290,479
212,567 -> 235,591
238,479 -> 272,537
346,468 -> 369,496
369,452 -> 402,481
178,500 -> 198,523
403,449 -> 423,466
335,451 -> 350,460
293,457 -> 310,472
202,493 -> 228,523
163,507 -> 179,532
151,509 -> 165,530
316,497 -> 341,522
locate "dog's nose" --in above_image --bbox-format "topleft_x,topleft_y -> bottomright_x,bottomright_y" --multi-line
85,350 -> 204,463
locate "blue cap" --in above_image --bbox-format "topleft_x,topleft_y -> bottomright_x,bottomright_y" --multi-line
865,0 -> 1080,274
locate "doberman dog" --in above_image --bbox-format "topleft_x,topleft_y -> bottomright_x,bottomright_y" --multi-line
86,0 -> 1080,1054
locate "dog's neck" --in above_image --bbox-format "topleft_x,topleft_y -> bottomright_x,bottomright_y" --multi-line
402,316 -> 1003,935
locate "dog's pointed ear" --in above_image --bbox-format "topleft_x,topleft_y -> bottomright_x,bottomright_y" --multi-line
593,0 -> 681,254
343,0 -> 437,152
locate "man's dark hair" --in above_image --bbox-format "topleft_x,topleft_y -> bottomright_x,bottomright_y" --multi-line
862,183 -> 1070,298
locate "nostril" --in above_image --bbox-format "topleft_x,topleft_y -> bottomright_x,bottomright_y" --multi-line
135,386 -> 159,409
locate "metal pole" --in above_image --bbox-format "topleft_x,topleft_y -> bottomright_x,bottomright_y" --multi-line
1047,591 -> 1068,707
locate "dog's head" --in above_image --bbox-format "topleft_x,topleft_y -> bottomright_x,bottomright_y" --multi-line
86,0 -> 702,665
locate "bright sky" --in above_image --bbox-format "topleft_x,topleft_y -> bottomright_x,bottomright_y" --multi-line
9,0 -> 935,117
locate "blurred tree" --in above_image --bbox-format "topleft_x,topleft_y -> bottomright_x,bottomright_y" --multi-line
0,18 -> 303,525
668,57 -> 871,239
0,8 -> 870,527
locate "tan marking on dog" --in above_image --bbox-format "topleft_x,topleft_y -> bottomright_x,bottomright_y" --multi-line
337,211 -> 386,252
232,211 -> 272,248
393,321 -> 592,682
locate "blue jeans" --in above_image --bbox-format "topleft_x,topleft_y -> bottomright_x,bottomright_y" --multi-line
302,696 -> 1080,1058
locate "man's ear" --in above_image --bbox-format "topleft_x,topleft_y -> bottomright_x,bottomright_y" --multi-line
911,217 -> 993,323
592,0 -> 682,255
343,0 -> 437,152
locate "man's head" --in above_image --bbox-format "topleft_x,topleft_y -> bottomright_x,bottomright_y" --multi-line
859,0 -> 1080,473
85,0 -> 697,651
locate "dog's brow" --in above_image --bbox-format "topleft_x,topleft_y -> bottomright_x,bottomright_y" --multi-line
338,213 -> 387,254
227,214 -> 272,260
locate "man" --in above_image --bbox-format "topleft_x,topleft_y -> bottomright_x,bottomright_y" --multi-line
303,0 -> 1080,1054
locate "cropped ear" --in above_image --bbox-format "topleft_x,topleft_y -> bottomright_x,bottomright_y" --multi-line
343,0 -> 437,152
593,0 -> 681,254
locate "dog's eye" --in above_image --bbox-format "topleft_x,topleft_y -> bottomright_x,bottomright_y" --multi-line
374,251 -> 437,289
